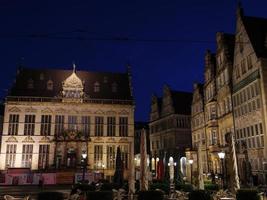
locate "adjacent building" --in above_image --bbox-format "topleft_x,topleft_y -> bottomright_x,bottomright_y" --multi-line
0,65 -> 135,182
149,85 -> 192,177
188,5 -> 267,185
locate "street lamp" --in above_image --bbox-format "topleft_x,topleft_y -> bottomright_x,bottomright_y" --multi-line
218,151 -> 225,189
188,159 -> 194,184
81,152 -> 87,183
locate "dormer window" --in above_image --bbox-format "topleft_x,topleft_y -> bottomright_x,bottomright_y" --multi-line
94,82 -> 100,92
112,82 -> 117,93
27,79 -> 34,89
47,80 -> 53,90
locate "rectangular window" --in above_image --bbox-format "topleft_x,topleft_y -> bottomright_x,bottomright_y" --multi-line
251,126 -> 254,136
38,145 -> 49,169
260,123 -> 263,135
119,117 -> 128,137
241,59 -> 246,74
107,117 -> 116,137
255,124 -> 259,135
95,117 -> 104,136
55,115 -> 64,136
68,116 -> 77,131
5,144 -> 17,168
94,145 -> 103,169
106,145 -> 116,169
247,55 -> 252,69
119,145 -> 128,169
8,114 -> 19,135
24,115 -> 35,136
22,144 -> 33,168
81,116 -> 90,137
41,115 -> 52,136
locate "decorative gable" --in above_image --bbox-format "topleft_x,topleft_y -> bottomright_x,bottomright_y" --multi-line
41,107 -> 53,113
40,136 -> 51,143
6,136 -> 18,143
62,64 -> 84,103
8,107 -> 21,113
22,136 -> 35,143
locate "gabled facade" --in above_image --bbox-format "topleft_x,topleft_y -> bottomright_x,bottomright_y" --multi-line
149,85 -> 192,178
188,5 -> 267,186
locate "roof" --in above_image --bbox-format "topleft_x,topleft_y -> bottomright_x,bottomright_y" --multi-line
243,16 -> 267,58
170,90 -> 192,115
8,67 -> 133,101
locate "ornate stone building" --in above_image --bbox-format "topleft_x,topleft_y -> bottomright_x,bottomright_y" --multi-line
188,5 -> 267,185
149,85 -> 192,177
0,65 -> 135,182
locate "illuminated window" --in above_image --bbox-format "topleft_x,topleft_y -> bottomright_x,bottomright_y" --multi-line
119,145 -> 128,169
38,145 -> 49,169
5,144 -> 17,168
106,145 -> 116,169
21,144 -> 33,168
94,145 -> 103,169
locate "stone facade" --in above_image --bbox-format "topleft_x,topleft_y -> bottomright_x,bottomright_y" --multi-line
149,85 -> 192,177
0,66 -> 135,183
188,5 -> 267,185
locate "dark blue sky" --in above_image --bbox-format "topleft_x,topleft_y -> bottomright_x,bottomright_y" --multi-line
0,0 -> 267,121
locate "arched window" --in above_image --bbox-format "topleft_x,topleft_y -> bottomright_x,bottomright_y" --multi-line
47,80 -> 53,90
27,79 -> 34,89
94,82 -> 100,92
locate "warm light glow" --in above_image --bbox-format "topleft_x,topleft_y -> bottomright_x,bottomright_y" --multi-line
218,151 -> 225,159
174,162 -> 177,166
188,159 -> 193,164
102,164 -> 105,168
156,157 -> 159,162
168,163 -> 170,166
82,153 -> 87,159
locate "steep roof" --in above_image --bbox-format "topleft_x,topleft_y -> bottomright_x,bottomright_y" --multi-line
243,16 -> 267,58
170,90 -> 192,115
8,67 -> 133,101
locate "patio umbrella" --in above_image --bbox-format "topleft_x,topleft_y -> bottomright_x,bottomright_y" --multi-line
197,142 -> 204,189
140,128 -> 148,191
113,147 -> 124,187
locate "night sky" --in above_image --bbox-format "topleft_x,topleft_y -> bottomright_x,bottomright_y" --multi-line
1,0 -> 267,121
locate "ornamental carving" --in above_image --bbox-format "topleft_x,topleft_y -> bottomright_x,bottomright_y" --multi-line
118,110 -> 129,115
40,136 -> 51,143
62,64 -> 84,102
25,107 -> 37,113
8,107 -> 21,113
41,107 -> 53,113
22,136 -> 35,143
6,136 -> 18,143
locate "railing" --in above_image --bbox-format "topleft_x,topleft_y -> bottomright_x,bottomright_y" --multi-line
6,96 -> 134,105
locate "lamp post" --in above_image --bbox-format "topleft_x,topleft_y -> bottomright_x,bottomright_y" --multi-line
102,164 -> 105,179
188,159 -> 194,184
218,151 -> 225,189
81,152 -> 87,183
